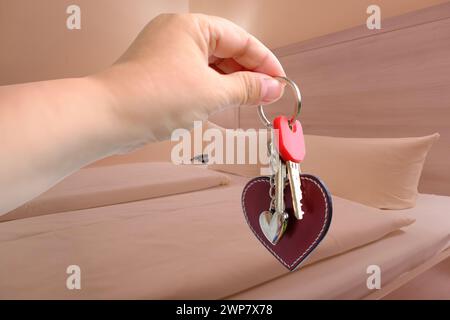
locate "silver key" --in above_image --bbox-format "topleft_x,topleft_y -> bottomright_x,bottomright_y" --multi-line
259,141 -> 288,245
286,161 -> 304,220
271,153 -> 288,244
275,158 -> 286,214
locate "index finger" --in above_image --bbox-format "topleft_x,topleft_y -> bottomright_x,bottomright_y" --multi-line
195,14 -> 286,77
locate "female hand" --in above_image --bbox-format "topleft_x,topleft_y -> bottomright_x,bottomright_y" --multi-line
93,13 -> 285,147
0,13 -> 285,214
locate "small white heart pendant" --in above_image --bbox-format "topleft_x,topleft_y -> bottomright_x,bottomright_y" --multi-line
259,210 -> 289,245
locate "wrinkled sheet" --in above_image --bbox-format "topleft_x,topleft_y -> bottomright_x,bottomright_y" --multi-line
229,193 -> 450,299
0,174 -> 419,299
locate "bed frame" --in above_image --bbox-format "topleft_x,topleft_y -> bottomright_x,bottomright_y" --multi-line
210,2 -> 450,197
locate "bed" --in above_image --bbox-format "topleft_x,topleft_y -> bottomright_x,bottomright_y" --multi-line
1,3 -> 450,300
0,162 -> 448,299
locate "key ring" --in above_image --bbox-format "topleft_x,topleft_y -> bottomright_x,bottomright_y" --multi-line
258,76 -> 302,128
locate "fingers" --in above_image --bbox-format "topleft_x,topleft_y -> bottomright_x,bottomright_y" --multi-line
212,58 -> 245,74
221,71 -> 284,107
197,14 -> 285,77
195,14 -> 285,106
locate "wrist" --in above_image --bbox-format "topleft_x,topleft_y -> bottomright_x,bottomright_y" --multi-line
87,63 -> 160,153
64,76 -> 125,157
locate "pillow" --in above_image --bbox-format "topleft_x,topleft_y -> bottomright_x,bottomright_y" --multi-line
207,122 -> 438,209
89,139 -> 177,166
302,134 -> 439,209
90,121 -> 213,167
1,162 -> 229,222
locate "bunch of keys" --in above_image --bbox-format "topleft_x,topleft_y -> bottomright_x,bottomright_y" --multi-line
258,77 -> 306,245
242,76 -> 332,270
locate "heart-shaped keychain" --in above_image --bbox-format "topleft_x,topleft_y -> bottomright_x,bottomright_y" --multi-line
242,76 -> 333,271
242,174 -> 332,271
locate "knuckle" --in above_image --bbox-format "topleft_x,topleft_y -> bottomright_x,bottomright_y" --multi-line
153,13 -> 174,22
155,13 -> 194,27
171,13 -> 195,25
239,73 -> 260,106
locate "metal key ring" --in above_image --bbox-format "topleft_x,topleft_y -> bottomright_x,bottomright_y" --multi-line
257,76 -> 302,128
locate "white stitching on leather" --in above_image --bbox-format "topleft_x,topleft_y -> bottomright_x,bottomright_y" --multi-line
241,176 -> 329,270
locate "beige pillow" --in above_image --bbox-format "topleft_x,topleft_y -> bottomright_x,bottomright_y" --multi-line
90,139 -> 177,167
2,163 -> 229,222
89,121 -> 437,210
302,134 -> 439,209
207,124 -> 438,209
90,121 -> 213,167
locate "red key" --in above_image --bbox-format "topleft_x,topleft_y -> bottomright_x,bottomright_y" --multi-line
273,115 -> 305,163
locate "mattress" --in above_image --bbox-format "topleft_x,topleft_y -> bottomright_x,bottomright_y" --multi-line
0,168 -> 448,299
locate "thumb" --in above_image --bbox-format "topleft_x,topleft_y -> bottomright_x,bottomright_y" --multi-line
222,71 -> 284,107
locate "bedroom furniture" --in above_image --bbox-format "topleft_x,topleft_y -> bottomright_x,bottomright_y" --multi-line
0,163 -> 448,299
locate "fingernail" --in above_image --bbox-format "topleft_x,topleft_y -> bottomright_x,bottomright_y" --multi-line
261,78 -> 283,103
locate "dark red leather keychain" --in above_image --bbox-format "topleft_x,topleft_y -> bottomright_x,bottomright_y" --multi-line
241,77 -> 332,271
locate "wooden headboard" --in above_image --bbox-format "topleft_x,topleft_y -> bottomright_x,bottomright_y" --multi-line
212,2 -> 450,195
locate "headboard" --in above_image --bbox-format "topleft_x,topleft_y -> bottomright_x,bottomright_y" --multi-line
212,2 -> 450,196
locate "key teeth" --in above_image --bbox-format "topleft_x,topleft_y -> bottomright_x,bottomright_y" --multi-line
299,182 -> 305,219
297,199 -> 305,220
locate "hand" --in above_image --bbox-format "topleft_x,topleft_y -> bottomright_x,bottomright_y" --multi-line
93,13 -> 285,147
0,13 -> 285,214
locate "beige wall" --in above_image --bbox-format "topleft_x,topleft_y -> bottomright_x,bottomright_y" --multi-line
0,0 -> 188,85
190,0 -> 449,49
0,0 -> 446,85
